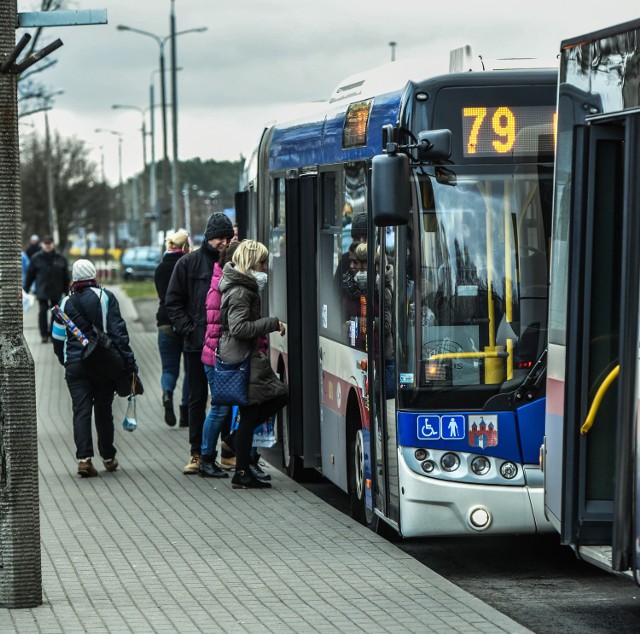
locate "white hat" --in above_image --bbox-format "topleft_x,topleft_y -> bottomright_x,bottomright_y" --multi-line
72,259 -> 97,282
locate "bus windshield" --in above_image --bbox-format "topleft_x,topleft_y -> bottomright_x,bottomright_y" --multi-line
400,165 -> 552,402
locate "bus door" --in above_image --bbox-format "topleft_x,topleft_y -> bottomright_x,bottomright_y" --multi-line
280,171 -> 321,478
563,113 -> 640,579
369,225 -> 400,526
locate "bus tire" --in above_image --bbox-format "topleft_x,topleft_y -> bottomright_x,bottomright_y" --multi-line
277,371 -> 304,481
347,399 -> 374,526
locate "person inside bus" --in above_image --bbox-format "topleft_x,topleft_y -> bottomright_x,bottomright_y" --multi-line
217,240 -> 287,489
334,212 -> 367,300
341,241 -> 368,350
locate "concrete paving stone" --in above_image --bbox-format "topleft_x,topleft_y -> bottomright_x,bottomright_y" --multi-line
0,299 -> 533,634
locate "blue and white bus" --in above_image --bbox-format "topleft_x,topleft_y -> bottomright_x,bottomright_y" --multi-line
544,18 -> 640,582
238,53 -> 558,537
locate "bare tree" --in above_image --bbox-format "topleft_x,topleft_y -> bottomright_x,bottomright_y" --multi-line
21,131 -> 112,250
0,0 -> 42,608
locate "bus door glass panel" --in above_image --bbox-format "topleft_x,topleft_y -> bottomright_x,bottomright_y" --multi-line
411,168 -> 551,397
373,226 -> 400,518
582,127 -> 623,512
270,177 -> 287,322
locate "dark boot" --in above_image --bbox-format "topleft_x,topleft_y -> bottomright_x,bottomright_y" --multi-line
179,404 -> 189,427
249,453 -> 271,481
163,391 -> 176,427
231,468 -> 272,489
198,455 -> 229,479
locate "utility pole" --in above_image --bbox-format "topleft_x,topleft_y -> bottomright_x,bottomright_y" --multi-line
0,4 -> 106,608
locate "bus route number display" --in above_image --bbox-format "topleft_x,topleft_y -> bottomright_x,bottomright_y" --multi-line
462,105 -> 556,157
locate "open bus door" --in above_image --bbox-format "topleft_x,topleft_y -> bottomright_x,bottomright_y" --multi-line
562,113 -> 640,582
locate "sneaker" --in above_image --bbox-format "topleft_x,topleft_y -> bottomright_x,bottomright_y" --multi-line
250,463 -> 271,481
183,454 -> 200,475
78,459 -> 98,478
220,454 -> 236,470
103,457 -> 118,472
198,457 -> 229,479
231,469 -> 272,489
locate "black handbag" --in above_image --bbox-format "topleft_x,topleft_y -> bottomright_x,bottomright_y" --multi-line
70,293 -> 142,398
210,351 -> 251,406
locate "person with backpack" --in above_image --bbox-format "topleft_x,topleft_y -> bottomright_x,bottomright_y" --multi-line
51,259 -> 139,477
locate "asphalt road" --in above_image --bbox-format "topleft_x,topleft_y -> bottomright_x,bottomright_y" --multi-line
134,296 -> 640,634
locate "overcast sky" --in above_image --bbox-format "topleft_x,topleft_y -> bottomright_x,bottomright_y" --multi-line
17,0 -> 640,184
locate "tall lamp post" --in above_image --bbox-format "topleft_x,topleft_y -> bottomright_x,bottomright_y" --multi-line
117,23 -> 206,232
112,104 -> 148,236
95,128 -> 125,248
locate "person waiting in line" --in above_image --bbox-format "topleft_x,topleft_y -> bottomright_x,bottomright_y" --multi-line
165,213 -> 234,475
218,240 -> 287,489
24,235 -> 70,343
154,229 -> 191,427
51,259 -> 139,477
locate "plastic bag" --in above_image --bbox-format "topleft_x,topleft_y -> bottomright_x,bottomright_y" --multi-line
230,405 -> 240,433
252,414 -> 276,448
122,394 -> 138,432
22,290 -> 34,313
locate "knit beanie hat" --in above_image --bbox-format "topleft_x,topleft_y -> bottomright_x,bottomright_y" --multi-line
72,259 -> 97,282
351,213 -> 368,239
204,213 -> 234,241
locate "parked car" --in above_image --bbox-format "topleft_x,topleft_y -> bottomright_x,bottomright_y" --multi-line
121,246 -> 162,281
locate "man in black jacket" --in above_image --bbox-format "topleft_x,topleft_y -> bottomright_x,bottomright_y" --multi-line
24,235 -> 70,343
165,213 -> 234,474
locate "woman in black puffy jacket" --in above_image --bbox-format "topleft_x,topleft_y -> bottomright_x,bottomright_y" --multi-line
52,259 -> 138,478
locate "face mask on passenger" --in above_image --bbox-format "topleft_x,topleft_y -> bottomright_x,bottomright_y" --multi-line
251,270 -> 268,292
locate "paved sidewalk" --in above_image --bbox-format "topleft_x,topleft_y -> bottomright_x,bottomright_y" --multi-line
1,287 -> 532,633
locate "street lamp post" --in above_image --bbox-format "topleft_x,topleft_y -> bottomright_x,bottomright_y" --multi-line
112,104 -> 147,207
117,23 -> 206,232
95,128 -> 125,242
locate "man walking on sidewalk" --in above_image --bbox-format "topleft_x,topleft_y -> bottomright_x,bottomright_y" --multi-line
165,213 -> 234,474
24,235 -> 70,343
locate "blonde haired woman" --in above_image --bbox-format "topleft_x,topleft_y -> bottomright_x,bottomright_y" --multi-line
154,229 -> 190,426
218,239 -> 287,489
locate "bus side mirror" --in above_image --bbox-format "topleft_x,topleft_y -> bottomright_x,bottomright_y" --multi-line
371,152 -> 410,227
417,129 -> 452,161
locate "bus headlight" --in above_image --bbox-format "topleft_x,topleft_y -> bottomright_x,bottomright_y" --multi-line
421,460 -> 435,474
415,448 -> 428,461
440,452 -> 460,472
471,456 -> 491,476
500,461 -> 518,479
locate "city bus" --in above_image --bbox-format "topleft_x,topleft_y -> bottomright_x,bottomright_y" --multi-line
238,52 -> 558,537
543,18 -> 640,581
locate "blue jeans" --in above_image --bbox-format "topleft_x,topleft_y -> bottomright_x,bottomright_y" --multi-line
203,364 -> 231,458
157,330 -> 189,406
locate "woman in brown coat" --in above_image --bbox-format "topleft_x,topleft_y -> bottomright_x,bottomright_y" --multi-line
217,240 -> 287,489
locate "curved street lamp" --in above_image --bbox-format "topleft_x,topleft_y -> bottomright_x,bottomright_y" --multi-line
117,23 -> 207,231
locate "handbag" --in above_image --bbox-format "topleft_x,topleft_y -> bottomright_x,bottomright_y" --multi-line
210,351 -> 251,406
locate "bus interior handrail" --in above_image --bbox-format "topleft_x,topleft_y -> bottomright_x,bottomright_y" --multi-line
581,364 -> 620,435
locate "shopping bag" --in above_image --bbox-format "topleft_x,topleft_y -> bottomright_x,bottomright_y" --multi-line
123,394 -> 138,432
252,414 -> 276,448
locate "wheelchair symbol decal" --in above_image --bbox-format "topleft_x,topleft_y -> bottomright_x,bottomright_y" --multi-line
417,415 -> 441,440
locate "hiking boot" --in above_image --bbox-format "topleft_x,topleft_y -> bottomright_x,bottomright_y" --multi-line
183,454 -> 200,474
249,453 -> 271,481
78,459 -> 98,478
220,450 -> 236,470
231,469 -> 272,489
178,404 -> 189,427
221,432 -> 236,454
103,457 -> 119,472
198,456 -> 229,479
163,391 -> 176,427
250,463 -> 271,481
